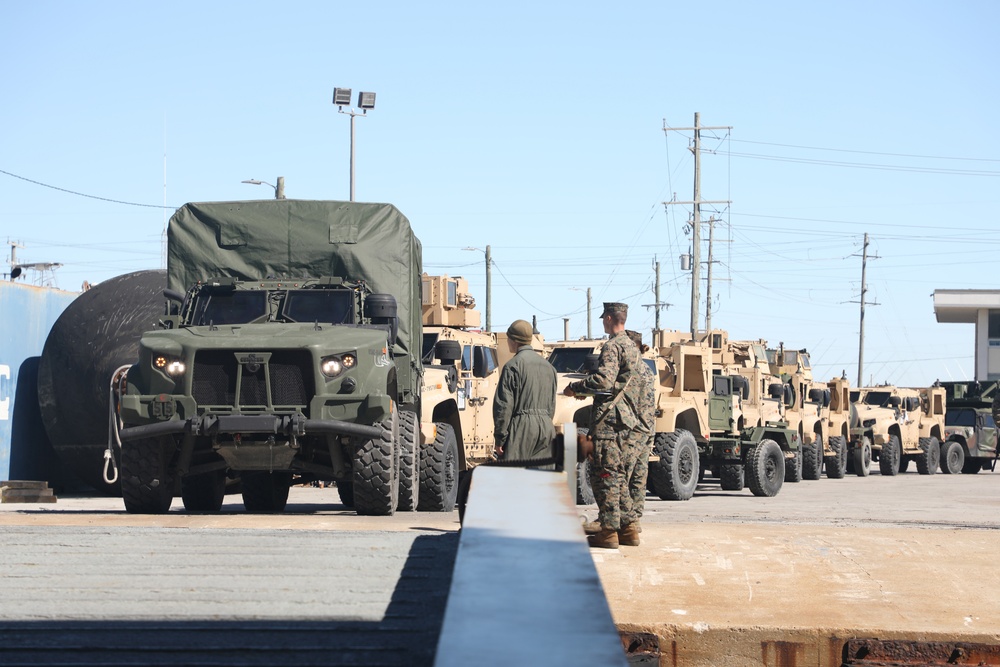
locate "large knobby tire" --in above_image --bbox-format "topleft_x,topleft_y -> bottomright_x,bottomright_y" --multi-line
241,471 -> 292,513
962,457 -> 983,474
824,436 -> 847,479
939,440 -> 965,475
648,430 -> 699,501
121,436 -> 175,514
397,410 -> 420,512
181,470 -> 226,512
916,436 -> 940,475
879,435 -> 901,476
853,437 -> 872,477
802,441 -> 822,481
719,462 -> 744,491
784,447 -> 803,483
746,439 -> 784,497
353,411 -> 400,516
417,422 -> 459,512
337,479 -> 355,508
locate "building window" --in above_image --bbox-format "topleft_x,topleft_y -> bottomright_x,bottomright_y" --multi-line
989,310 -> 1000,339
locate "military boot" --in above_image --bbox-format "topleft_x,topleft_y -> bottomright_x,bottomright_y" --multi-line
587,527 -> 620,549
582,520 -> 601,535
618,523 -> 641,547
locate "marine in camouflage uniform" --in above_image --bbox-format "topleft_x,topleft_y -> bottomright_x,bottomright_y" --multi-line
493,319 -> 557,462
624,330 -> 656,525
566,303 -> 644,547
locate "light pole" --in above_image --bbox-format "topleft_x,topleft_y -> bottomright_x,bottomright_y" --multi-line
463,245 -> 492,332
333,88 -> 376,201
241,177 -> 285,199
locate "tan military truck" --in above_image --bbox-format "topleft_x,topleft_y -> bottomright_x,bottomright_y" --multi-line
823,375 -> 854,478
349,273 -> 500,513
647,329 -> 799,500
766,345 -> 849,480
850,384 -> 946,476
546,338 -> 604,505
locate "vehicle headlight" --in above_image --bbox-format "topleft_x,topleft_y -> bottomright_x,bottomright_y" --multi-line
321,353 -> 357,378
153,355 -> 186,378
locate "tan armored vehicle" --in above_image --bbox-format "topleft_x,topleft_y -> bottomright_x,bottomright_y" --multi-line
849,384 -> 946,476
823,376 -> 854,478
411,274 -> 500,511
766,345 -> 848,480
647,329 -> 799,500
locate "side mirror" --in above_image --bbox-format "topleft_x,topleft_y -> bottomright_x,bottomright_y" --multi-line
365,293 -> 398,344
435,339 -> 462,364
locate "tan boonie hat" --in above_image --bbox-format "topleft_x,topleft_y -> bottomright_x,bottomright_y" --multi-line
600,302 -> 628,318
507,319 -> 533,345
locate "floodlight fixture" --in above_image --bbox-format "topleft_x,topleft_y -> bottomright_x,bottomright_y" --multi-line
333,87 -> 352,107
358,91 -> 376,110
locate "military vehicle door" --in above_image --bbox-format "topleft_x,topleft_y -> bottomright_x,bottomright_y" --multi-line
979,411 -> 997,456
460,341 -> 499,447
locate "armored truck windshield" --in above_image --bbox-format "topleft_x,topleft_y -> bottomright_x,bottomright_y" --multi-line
548,347 -> 598,373
862,390 -> 892,407
281,289 -> 354,324
945,407 -> 977,427
190,288 -> 269,325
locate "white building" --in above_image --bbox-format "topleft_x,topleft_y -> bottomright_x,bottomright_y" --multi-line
933,289 -> 1000,381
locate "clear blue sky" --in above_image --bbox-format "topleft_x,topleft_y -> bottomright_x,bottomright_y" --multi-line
2,1 -> 998,387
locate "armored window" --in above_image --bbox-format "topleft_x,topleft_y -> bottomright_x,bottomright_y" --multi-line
191,289 -> 268,325
461,345 -> 472,372
864,391 -> 891,407
281,289 -> 354,324
712,375 -> 731,397
421,333 -> 440,364
447,281 -> 457,307
548,348 -> 596,373
946,408 -> 976,427
984,413 -> 996,429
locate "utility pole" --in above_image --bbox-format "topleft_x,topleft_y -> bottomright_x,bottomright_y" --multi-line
856,233 -> 879,387
663,113 -> 731,338
705,216 -> 716,333
643,259 -> 671,343
485,244 -> 492,332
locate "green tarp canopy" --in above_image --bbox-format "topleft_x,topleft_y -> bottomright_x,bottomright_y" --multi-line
166,199 -> 424,398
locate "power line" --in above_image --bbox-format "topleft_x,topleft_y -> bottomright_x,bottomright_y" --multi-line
730,138 -> 1000,163
0,168 -> 176,208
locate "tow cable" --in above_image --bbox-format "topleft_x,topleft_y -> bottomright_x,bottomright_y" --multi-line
103,365 -> 133,485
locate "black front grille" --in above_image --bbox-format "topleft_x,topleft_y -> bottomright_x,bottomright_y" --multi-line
193,351 -> 237,406
240,366 -> 268,406
193,350 -> 314,409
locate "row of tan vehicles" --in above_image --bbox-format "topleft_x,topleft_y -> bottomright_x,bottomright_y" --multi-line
413,274 -> 985,511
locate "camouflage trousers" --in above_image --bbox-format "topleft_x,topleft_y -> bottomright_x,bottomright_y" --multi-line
624,432 -> 653,525
589,431 -> 631,531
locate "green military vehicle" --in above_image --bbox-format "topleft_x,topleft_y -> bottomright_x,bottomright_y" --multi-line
117,200 -> 426,515
939,381 -> 999,474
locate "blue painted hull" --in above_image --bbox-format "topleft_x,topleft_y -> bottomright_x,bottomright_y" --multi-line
0,281 -> 78,481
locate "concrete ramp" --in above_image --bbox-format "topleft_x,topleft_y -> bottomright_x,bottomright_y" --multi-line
435,466 -> 627,666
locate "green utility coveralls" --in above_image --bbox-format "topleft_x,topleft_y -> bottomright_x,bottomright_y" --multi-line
493,346 -> 558,461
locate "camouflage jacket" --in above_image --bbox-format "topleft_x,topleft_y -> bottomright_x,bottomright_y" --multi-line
568,331 -> 644,434
633,357 -> 656,436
